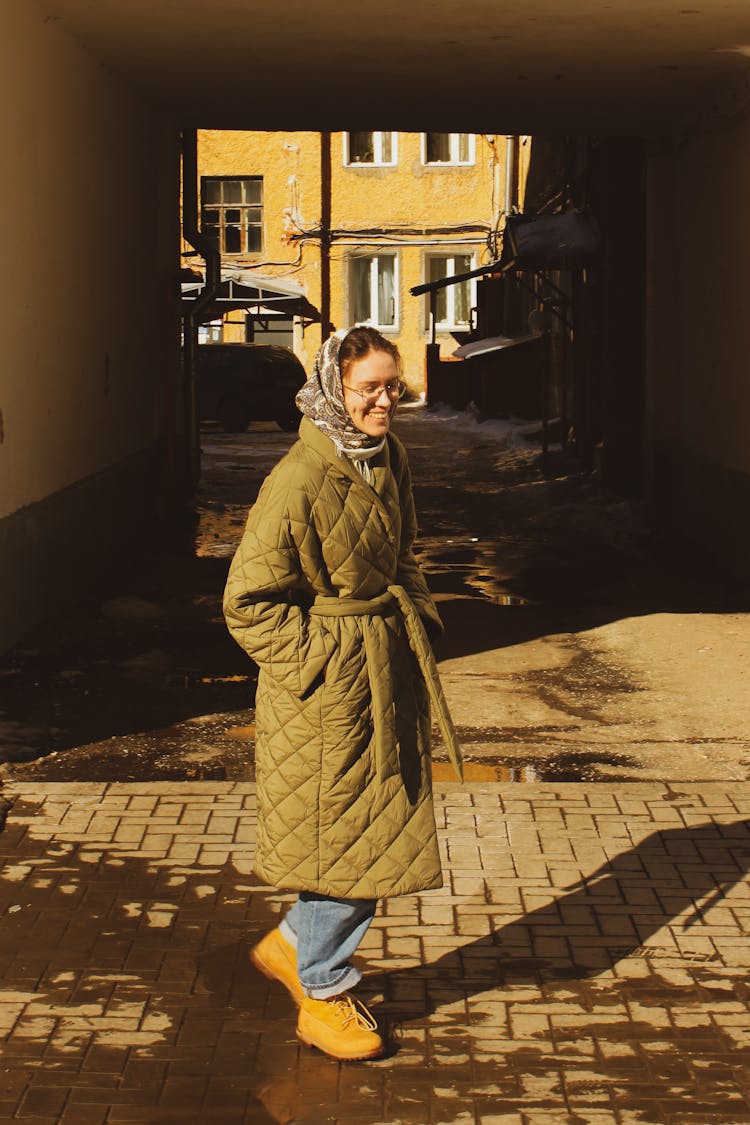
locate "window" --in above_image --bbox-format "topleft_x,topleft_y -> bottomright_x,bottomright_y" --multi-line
201,177 -> 263,255
247,316 -> 294,348
351,254 -> 398,328
426,254 -> 476,330
198,320 -> 223,344
344,132 -> 397,167
422,133 -> 474,166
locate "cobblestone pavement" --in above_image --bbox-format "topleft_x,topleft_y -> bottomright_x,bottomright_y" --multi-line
1,781 -> 749,1125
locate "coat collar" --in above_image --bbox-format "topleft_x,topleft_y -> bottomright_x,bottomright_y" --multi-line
300,416 -> 390,475
299,416 -> 396,532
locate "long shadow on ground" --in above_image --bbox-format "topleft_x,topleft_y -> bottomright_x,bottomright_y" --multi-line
2,801 -> 749,1123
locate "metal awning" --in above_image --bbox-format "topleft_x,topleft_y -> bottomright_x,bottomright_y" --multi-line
410,260 -> 502,297
181,266 -> 320,325
452,332 -> 539,359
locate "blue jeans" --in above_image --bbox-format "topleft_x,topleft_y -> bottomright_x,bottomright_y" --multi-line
279,893 -> 378,999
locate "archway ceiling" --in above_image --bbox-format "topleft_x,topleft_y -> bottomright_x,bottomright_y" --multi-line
40,0 -> 750,134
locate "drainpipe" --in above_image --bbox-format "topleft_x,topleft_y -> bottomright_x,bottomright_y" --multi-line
504,134 -> 517,216
320,131 -> 332,344
181,127 -> 221,486
501,136 -> 518,332
486,134 -> 511,260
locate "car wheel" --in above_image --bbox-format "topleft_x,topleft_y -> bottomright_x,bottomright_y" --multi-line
217,395 -> 251,433
276,412 -> 301,433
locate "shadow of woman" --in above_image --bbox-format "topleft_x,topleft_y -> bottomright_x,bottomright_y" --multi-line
185,816 -> 750,1122
361,818 -> 750,1025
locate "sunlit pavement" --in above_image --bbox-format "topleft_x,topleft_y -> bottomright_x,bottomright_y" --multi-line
1,780 -> 749,1124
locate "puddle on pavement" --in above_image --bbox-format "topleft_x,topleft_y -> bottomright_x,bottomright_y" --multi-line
223,724 -> 255,740
193,503 -> 248,559
4,712 -> 256,783
490,592 -> 529,606
431,747 -> 642,783
432,760 -> 542,782
415,537 -> 533,606
512,645 -> 642,726
200,674 -> 249,685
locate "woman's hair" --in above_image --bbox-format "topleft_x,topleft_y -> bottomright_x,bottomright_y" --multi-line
339,326 -> 402,380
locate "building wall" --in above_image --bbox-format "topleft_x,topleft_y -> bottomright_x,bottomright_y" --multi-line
195,129 -> 323,367
195,130 -> 524,387
0,0 -> 181,650
645,113 -> 750,577
329,131 -> 500,383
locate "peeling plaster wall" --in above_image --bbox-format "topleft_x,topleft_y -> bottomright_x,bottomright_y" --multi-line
330,131 -> 502,384
195,130 -> 527,386
0,0 -> 181,650
646,115 -> 750,577
196,129 -> 323,372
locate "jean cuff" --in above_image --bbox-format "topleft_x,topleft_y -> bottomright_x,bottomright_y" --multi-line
279,917 -> 298,948
302,964 -> 362,1000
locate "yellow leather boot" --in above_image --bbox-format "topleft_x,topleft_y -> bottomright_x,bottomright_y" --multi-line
297,992 -> 384,1060
250,928 -> 304,1005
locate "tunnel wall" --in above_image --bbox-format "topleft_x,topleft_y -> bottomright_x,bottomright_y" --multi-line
0,1 -> 182,651
645,112 -> 750,581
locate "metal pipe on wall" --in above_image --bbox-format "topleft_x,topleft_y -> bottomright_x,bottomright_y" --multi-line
319,131 -> 332,343
181,127 -> 221,486
504,134 -> 517,216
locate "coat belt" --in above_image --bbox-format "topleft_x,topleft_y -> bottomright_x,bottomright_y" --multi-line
309,586 -> 463,783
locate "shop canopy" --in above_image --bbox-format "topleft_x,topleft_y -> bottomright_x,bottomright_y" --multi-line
181,266 -> 320,326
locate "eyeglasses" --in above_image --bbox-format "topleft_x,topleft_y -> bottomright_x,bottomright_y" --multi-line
342,379 -> 406,405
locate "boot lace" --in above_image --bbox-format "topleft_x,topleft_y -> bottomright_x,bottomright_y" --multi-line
330,993 -> 378,1031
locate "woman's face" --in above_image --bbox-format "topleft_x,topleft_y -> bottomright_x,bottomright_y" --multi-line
342,350 -> 399,438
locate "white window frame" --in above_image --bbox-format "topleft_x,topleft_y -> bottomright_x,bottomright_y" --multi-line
350,253 -> 400,331
425,252 -> 477,332
421,133 -> 475,166
343,131 -> 398,167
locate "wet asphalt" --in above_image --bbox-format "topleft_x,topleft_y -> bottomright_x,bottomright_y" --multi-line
0,405 -> 745,785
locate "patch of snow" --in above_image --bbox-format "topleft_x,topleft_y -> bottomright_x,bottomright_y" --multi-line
415,402 -> 543,448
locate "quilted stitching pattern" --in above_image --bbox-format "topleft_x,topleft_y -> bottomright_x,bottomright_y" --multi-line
224,417 -> 456,899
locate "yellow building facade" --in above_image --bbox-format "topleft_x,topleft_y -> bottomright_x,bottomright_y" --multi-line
193,130 -> 527,390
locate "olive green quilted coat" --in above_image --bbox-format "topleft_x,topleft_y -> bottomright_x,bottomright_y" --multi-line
224,417 -> 462,899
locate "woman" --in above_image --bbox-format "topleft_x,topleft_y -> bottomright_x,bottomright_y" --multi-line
224,326 -> 462,1061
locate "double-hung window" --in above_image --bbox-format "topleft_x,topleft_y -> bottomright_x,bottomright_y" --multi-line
422,133 -> 475,166
351,254 -> 399,329
344,132 -> 397,167
426,253 -> 476,330
201,177 -> 263,255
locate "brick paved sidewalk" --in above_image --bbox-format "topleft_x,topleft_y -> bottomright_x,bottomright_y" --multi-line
0,782 -> 749,1125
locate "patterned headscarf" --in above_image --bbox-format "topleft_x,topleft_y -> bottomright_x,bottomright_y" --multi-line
295,331 -> 385,455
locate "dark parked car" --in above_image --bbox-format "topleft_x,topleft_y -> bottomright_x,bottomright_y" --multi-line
197,343 -> 306,433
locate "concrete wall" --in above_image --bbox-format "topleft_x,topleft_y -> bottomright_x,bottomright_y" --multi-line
645,114 -> 750,578
0,0 -> 181,651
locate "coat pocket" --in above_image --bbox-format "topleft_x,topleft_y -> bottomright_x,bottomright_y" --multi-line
298,618 -> 338,699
